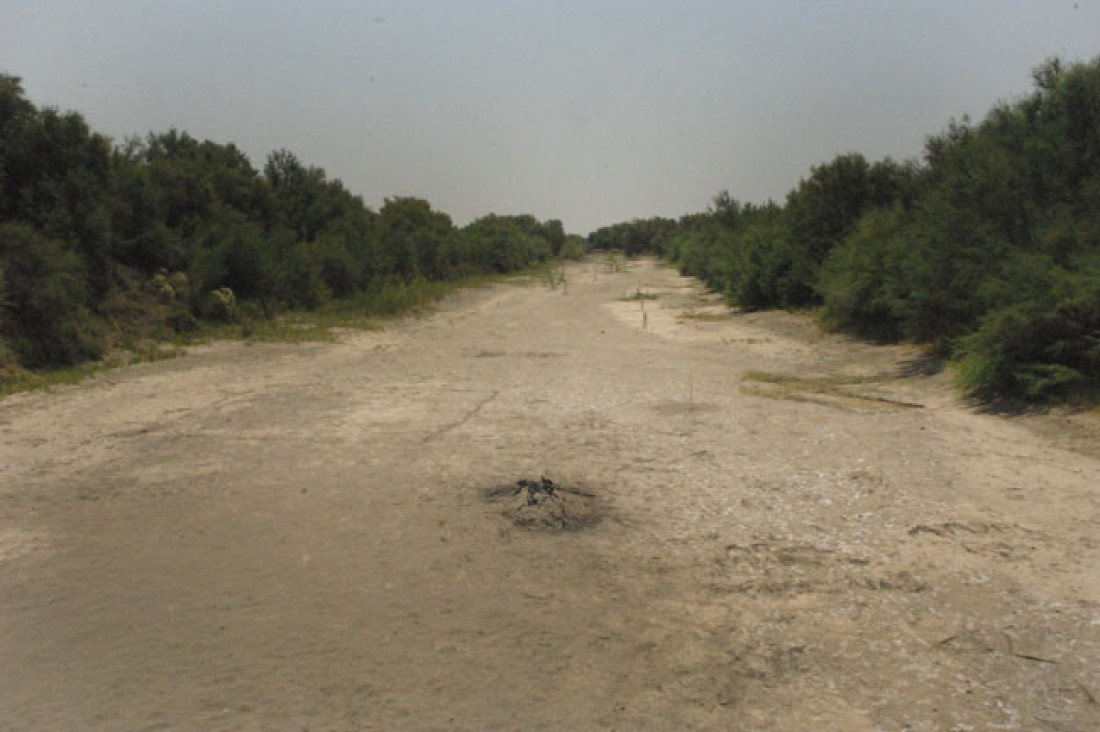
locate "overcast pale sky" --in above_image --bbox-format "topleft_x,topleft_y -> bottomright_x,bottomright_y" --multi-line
3,1 -> 1098,234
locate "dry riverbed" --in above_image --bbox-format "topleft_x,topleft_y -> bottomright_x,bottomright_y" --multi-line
2,258 -> 1098,730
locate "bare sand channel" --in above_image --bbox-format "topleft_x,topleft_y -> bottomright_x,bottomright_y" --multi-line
2,258 -> 1099,730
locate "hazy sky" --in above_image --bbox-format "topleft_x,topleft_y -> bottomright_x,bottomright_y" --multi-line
3,1 -> 1098,234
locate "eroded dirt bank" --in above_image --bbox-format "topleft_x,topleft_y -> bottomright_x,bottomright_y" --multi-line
2,258 -> 1098,730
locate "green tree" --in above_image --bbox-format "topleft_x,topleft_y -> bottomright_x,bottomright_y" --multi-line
0,223 -> 100,366
818,206 -> 910,341
378,197 -> 456,280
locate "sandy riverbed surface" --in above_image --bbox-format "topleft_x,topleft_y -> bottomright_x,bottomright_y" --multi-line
2,257 -> 1098,730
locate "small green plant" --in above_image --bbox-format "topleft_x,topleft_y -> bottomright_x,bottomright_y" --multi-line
559,237 -> 587,260
621,287 -> 658,302
204,287 -> 238,321
542,265 -> 567,290
603,251 -> 626,273
152,271 -> 175,302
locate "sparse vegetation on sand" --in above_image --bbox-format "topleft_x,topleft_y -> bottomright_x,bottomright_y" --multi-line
620,287 -> 658,302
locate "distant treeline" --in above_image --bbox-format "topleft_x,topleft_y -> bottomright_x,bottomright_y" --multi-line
590,57 -> 1100,402
0,74 -> 587,372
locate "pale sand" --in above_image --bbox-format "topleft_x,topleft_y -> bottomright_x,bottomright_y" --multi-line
2,257 -> 1098,730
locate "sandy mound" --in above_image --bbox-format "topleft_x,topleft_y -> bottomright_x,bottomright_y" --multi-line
486,477 -> 602,532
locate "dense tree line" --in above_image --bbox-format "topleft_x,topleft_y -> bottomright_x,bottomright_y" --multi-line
0,75 -> 575,372
590,57 -> 1100,402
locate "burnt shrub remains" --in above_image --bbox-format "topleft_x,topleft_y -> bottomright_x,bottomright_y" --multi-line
485,477 -> 602,532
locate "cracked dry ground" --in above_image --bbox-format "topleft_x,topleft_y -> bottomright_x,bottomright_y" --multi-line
2,258 -> 1099,730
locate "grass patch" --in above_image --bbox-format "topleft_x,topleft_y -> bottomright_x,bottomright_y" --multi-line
1,263 -> 557,400
502,260 -> 574,287
191,316 -> 341,346
678,310 -> 730,322
0,344 -> 183,398
739,370 -> 923,410
183,270 -> 518,347
540,264 -> 568,290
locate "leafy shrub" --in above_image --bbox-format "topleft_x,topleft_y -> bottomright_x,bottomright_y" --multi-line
204,286 -> 237,321
277,245 -> 329,309
725,217 -> 789,310
559,235 -> 587,260
0,223 -> 103,367
152,271 -> 175,301
307,235 -> 360,297
166,307 -> 198,333
954,259 -> 1100,400
167,271 -> 189,298
818,207 -> 909,341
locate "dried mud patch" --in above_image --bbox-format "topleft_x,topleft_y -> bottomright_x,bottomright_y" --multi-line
711,540 -> 927,597
471,349 -> 563,359
485,477 -> 604,532
908,520 -> 1046,562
